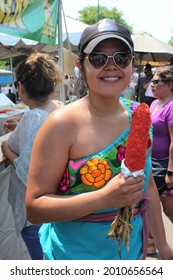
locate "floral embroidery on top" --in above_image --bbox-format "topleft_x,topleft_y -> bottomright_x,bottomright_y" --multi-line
59,167 -> 70,192
116,145 -> 126,161
80,158 -> 112,188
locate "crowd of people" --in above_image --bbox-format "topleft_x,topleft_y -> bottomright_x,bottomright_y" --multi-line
0,18 -> 173,260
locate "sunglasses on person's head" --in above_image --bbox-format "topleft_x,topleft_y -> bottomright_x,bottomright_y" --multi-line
86,51 -> 133,69
151,78 -> 173,85
13,81 -> 18,89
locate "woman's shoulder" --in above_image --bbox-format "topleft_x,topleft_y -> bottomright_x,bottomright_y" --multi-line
18,109 -> 49,130
24,108 -> 48,118
166,98 -> 173,107
164,98 -> 173,115
52,98 -> 86,118
43,98 -> 85,131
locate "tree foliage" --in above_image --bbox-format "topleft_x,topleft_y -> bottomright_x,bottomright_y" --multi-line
0,60 -> 8,69
78,5 -> 133,33
78,5 -> 173,44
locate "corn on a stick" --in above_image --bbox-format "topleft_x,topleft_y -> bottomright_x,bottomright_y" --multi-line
107,103 -> 151,251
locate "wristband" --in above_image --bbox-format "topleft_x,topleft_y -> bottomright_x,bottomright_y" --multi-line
166,170 -> 173,176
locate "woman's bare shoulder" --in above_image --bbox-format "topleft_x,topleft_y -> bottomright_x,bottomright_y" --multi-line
36,99 -> 87,153
45,98 -> 88,131
53,98 -> 87,118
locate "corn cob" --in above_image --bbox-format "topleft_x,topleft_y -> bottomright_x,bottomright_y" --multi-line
107,103 -> 151,252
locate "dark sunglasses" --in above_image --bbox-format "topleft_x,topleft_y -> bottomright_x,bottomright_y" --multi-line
151,78 -> 173,85
13,81 -> 18,89
86,51 -> 133,69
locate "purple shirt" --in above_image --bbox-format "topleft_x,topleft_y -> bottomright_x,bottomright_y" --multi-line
150,98 -> 173,159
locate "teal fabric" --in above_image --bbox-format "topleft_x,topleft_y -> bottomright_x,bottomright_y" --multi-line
39,98 -> 152,260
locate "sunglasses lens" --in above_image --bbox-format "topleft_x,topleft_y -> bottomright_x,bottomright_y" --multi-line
152,80 -> 160,84
88,52 -> 132,69
113,52 -> 132,69
88,53 -> 108,69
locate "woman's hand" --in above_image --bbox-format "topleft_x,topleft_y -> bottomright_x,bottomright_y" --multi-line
165,174 -> 173,189
158,244 -> 173,260
3,118 -> 18,132
100,173 -> 144,209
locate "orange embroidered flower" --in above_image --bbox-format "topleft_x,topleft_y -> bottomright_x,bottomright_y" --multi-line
80,158 -> 112,188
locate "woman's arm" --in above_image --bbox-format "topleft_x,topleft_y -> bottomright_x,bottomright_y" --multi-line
165,126 -> 173,188
146,173 -> 173,259
1,140 -> 18,165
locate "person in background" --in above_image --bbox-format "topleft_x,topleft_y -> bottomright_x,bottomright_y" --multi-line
64,74 -> 71,100
73,76 -> 88,99
147,66 -> 173,254
74,65 -> 80,78
1,52 -> 63,260
135,63 -> 153,103
131,68 -> 139,84
135,66 -> 146,102
141,64 -> 154,104
121,68 -> 138,101
143,82 -> 157,106
142,65 -> 156,106
6,88 -> 16,104
26,19 -> 173,260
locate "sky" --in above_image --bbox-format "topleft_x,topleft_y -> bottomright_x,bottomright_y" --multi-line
61,0 -> 173,43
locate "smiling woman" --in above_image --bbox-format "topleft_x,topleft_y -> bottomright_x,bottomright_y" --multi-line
25,19 -> 173,260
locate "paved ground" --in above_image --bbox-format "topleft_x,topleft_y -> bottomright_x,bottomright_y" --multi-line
146,209 -> 173,260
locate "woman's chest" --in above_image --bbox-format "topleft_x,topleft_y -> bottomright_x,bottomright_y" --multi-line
71,114 -> 129,159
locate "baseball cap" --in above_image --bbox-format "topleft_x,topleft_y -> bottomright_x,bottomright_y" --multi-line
78,18 -> 134,59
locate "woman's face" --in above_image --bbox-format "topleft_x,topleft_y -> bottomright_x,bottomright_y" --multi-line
151,74 -> 172,99
83,38 -> 133,98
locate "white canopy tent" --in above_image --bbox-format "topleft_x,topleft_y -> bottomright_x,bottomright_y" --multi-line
132,31 -> 173,66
